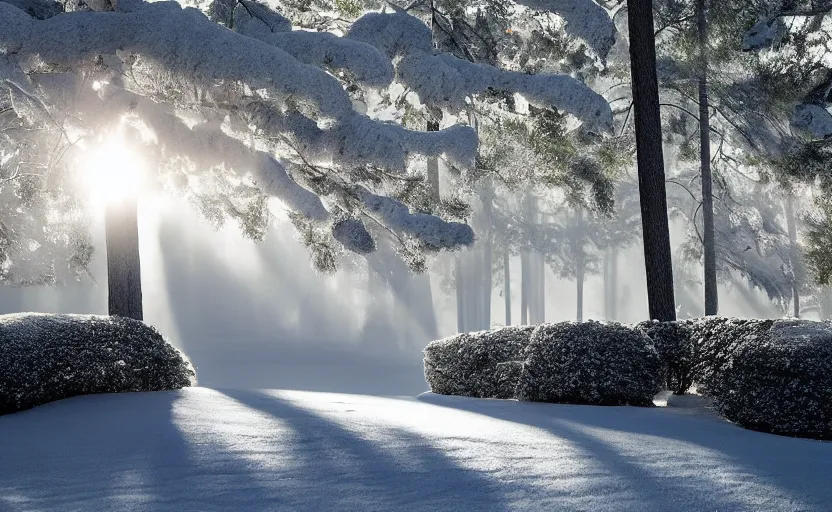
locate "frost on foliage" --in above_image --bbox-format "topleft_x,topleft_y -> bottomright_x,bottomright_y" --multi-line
705,319 -> 832,440
792,103 -> 832,139
742,18 -> 787,51
424,326 -> 535,399
513,0 -> 616,60
636,320 -> 697,395
331,218 -> 375,254
0,314 -> 195,415
348,12 -> 614,133
517,321 -> 662,406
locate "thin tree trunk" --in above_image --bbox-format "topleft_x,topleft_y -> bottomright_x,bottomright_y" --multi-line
627,0 -> 677,321
537,252 -> 545,323
577,258 -> 585,322
520,251 -> 529,325
608,247 -> 618,320
482,182 -> 493,329
698,0 -> 718,316
106,198 -> 143,320
504,247 -> 511,325
785,193 -> 800,318
455,256 -> 465,332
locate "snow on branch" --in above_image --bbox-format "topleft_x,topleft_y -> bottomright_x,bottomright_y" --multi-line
0,2 -> 354,119
512,0 -> 616,60
348,12 -> 613,133
353,185 -> 474,250
233,4 -> 394,87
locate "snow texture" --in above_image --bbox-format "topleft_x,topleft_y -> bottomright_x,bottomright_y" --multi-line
791,103 -> 832,139
348,12 -> 614,133
355,186 -> 475,249
423,326 -> 535,399
2,387 -> 832,511
0,313 -> 194,416
636,320 -> 697,395
517,321 -> 662,406
706,319 -> 832,440
742,18 -> 788,51
689,317 -> 775,395
513,0 -> 616,60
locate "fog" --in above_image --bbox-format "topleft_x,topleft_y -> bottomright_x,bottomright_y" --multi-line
0,197 -> 783,396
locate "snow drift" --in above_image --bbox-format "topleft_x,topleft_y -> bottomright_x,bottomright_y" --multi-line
0,313 -> 195,415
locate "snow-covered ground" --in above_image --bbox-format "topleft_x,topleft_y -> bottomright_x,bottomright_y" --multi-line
2,389 -> 831,512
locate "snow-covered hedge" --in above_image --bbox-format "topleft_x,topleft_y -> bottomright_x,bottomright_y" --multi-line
424,326 -> 534,399
0,314 -> 195,415
636,320 -> 698,395
689,317 -> 774,394
517,321 -> 662,406
706,320 -> 832,439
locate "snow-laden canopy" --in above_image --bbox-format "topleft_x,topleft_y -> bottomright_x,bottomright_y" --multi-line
0,0 -> 614,270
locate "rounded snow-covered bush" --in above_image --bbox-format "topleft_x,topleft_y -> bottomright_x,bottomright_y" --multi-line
636,320 -> 697,395
690,317 -> 774,394
517,321 -> 662,406
0,314 -> 196,415
708,320 -> 832,439
424,326 -> 534,399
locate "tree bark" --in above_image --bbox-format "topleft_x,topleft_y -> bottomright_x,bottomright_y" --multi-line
627,0 -> 677,321
106,198 -> 143,320
698,0 -> 718,316
504,247 -> 511,325
785,193 -> 800,318
455,256 -> 465,332
481,182 -> 493,329
576,210 -> 585,322
520,251 -> 529,325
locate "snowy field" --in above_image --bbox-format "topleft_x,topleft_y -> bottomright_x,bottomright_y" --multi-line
2,388 -> 831,512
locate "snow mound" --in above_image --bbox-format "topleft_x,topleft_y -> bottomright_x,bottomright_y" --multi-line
424,326 -> 535,399
708,319 -> 832,440
517,321 -> 662,406
0,313 -> 195,415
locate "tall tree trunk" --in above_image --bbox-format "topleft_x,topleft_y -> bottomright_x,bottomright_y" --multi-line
785,193 -> 800,318
576,210 -> 585,322
698,0 -> 718,316
455,256 -> 465,332
482,182 -> 493,329
627,0 -> 677,321
106,198 -> 143,320
607,247 -> 619,320
520,251 -> 529,325
504,247 -> 511,325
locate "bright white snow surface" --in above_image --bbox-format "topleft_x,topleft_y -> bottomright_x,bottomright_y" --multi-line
2,389 -> 832,511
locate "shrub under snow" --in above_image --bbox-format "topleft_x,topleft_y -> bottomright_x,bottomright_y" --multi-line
706,320 -> 832,440
636,320 -> 697,395
0,314 -> 195,415
517,321 -> 662,406
424,326 -> 535,399
689,317 -> 774,395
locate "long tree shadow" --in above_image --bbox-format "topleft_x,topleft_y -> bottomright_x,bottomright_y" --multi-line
418,393 -> 832,511
218,389 -> 515,511
0,391 -> 285,512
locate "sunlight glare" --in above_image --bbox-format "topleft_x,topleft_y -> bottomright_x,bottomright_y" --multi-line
82,133 -> 144,206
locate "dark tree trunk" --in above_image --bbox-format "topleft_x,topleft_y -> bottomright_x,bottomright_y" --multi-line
576,210 -> 585,322
504,247 -> 511,325
698,0 -> 718,316
106,198 -> 143,321
785,194 -> 800,318
576,259 -> 585,322
627,0 -> 677,321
